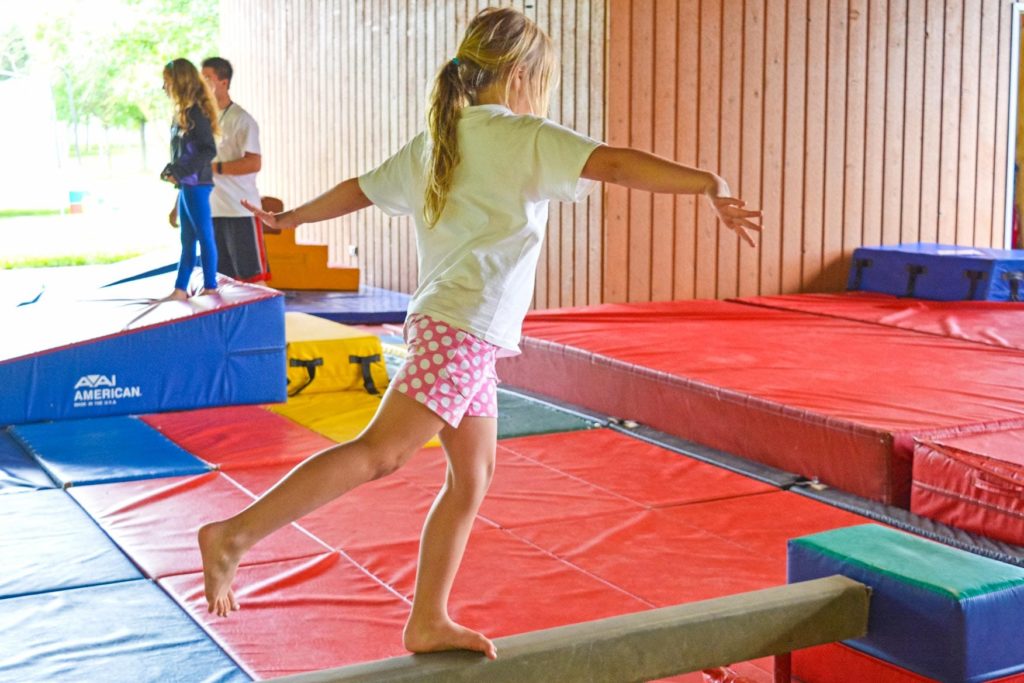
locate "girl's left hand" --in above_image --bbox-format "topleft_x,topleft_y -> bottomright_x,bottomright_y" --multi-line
710,197 -> 763,247
241,198 -> 297,230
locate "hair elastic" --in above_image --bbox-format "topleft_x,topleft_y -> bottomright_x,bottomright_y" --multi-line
451,57 -> 460,65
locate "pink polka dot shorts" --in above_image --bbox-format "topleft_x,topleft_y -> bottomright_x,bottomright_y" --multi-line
392,314 -> 499,428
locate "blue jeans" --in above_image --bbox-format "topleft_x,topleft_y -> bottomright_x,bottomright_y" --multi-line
175,184 -> 218,291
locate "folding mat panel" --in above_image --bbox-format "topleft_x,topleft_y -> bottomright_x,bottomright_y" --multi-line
69,471 -> 327,578
141,405 -> 335,470
0,430 -> 53,494
0,274 -> 286,425
10,415 -> 211,487
227,458 -> 486,589
0,580 -> 248,682
497,300 -> 1024,505
178,531 -> 656,658
912,427 -> 1024,546
511,506 -> 783,608
410,527 -> 655,637
495,390 -> 601,438
159,553 -> 410,680
282,286 -> 410,324
226,460 -> 497,546
735,292 -> 1024,352
0,488 -> 141,599
496,429 -> 776,508
847,243 -> 1024,301
510,491 -> 870,608
396,442 -> 645,531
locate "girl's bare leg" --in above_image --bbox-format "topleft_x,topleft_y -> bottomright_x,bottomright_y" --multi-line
403,415 -> 498,659
198,389 -> 444,616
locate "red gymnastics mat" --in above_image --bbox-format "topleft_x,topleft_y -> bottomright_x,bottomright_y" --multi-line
155,429 -> 873,681
736,292 -> 1024,351
497,300 -> 1024,506
142,405 -> 335,470
69,471 -> 327,578
911,426 -> 1024,546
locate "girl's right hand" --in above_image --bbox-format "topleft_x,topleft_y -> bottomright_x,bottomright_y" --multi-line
705,173 -> 763,247
711,197 -> 763,247
241,198 -> 297,230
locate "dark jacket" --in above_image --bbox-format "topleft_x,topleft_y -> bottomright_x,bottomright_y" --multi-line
163,105 -> 216,186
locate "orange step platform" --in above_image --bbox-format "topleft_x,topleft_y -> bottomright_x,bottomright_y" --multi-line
260,196 -> 360,292
263,228 -> 360,291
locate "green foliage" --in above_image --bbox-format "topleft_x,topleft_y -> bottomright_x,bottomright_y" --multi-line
0,209 -> 63,218
0,25 -> 31,80
38,0 -> 218,129
1,252 -> 143,269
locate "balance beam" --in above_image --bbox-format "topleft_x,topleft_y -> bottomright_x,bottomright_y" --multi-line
276,575 -> 869,683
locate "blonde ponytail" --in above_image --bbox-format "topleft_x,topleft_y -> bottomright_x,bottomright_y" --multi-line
425,60 -> 468,227
424,7 -> 556,227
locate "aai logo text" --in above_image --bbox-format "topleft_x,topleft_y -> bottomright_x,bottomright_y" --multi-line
73,374 -> 142,408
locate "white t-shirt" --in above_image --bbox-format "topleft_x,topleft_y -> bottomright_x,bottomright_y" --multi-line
211,103 -> 262,217
359,104 -> 601,353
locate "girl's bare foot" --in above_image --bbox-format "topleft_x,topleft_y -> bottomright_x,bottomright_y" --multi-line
162,289 -> 189,302
197,288 -> 219,296
403,616 -> 497,660
198,522 -> 242,617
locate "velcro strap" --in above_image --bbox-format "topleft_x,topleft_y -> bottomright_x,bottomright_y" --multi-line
349,354 -> 382,395
288,357 -> 324,397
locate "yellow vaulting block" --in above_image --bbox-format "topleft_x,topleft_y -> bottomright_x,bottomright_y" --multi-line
277,313 -> 440,447
284,312 -> 390,396
264,228 -> 360,291
270,391 -> 383,444
270,385 -> 440,448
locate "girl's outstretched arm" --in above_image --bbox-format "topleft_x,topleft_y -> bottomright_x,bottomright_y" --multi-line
241,177 -> 373,230
581,145 -> 763,247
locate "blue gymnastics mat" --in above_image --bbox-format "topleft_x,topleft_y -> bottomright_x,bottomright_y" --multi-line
0,580 -> 249,682
0,430 -> 54,494
0,274 -> 286,425
0,489 -> 141,599
848,243 -> 1024,301
282,286 -> 410,324
10,416 -> 211,487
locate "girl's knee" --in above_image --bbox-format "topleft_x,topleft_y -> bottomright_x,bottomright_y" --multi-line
355,434 -> 419,480
449,461 -> 494,501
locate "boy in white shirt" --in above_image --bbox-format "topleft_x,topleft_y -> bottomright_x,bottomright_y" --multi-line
201,57 -> 270,282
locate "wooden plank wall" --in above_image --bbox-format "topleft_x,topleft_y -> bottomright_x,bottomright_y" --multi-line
605,0 -> 1013,301
220,0 -> 606,307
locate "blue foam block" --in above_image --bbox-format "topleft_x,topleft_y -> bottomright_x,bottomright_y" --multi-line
0,580 -> 249,682
283,286 -> 410,324
0,489 -> 141,598
0,430 -> 54,494
10,416 -> 211,486
788,524 -> 1024,682
848,243 -> 1024,301
0,277 -> 286,425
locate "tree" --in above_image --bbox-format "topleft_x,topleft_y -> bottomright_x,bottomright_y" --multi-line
0,25 -> 31,79
36,0 -> 218,164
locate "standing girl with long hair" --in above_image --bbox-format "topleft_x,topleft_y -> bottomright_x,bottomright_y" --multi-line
161,58 -> 221,301
199,7 -> 761,659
